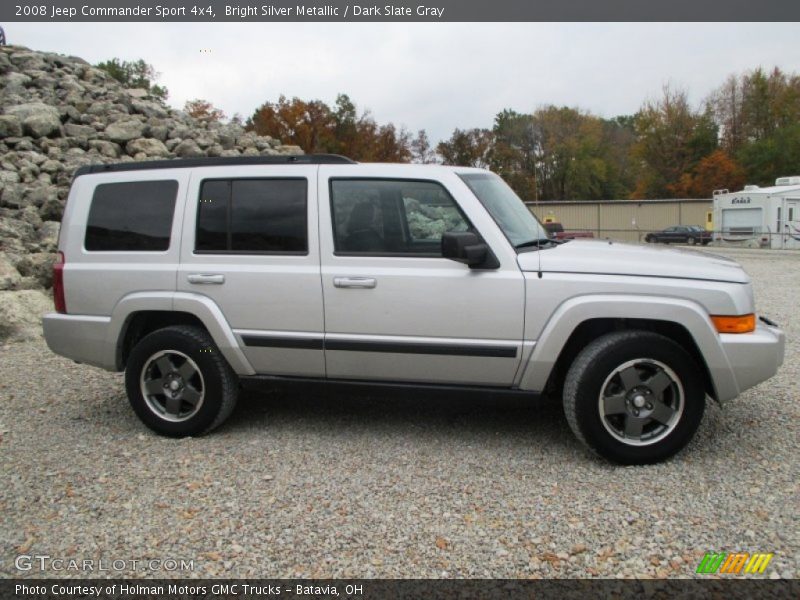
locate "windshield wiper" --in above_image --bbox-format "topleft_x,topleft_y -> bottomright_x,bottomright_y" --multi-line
515,238 -> 560,249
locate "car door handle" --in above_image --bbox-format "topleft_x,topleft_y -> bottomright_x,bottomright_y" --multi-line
187,273 -> 225,284
334,276 -> 377,289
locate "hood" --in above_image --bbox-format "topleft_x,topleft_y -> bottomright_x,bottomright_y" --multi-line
517,239 -> 750,284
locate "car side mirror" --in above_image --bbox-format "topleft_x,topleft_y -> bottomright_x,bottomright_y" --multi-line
441,232 -> 499,269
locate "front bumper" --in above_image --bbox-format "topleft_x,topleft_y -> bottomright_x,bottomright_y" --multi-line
717,317 -> 785,401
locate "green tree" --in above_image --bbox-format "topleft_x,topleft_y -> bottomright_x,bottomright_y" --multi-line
709,67 -> 800,184
95,58 -> 168,99
492,109 -> 538,200
410,129 -> 437,164
437,128 -> 495,169
737,124 -> 800,185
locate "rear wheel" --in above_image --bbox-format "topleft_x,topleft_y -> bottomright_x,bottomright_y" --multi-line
125,325 -> 238,436
563,330 -> 705,464
688,237 -> 697,245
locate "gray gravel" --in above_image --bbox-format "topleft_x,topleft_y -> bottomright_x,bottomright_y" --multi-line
1,247 -> 798,579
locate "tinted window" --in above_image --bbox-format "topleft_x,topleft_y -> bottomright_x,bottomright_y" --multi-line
196,180 -> 229,252
330,179 -> 469,255
85,180 -> 178,251
196,179 -> 307,253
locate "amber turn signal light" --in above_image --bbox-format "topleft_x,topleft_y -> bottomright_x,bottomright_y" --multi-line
711,313 -> 756,334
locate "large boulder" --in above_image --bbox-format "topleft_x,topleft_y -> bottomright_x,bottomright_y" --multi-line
0,115 -> 23,138
9,51 -> 47,71
174,139 -> 204,158
126,138 -> 170,158
104,119 -> 145,143
0,252 -> 22,290
23,112 -> 62,138
38,221 -> 60,252
16,252 -> 56,288
5,103 -> 62,138
0,289 -> 52,342
131,99 -> 168,118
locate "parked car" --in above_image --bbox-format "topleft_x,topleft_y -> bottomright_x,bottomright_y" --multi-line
645,225 -> 712,245
544,222 -> 595,240
43,155 -> 785,464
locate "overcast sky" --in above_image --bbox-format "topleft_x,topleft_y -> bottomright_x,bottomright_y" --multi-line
9,23 -> 800,142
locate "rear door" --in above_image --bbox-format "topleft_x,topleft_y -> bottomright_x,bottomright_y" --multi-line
177,165 -> 324,377
318,165 -> 525,387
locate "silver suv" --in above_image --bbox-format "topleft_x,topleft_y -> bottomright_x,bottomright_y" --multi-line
43,155 -> 785,464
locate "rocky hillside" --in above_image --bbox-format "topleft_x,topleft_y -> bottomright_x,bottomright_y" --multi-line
0,45 -> 301,341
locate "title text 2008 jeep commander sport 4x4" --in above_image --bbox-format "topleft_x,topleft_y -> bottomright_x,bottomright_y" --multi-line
43,155 -> 785,464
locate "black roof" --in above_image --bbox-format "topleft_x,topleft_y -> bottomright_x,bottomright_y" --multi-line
74,154 -> 355,176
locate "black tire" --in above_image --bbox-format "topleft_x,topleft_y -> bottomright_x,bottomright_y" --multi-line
688,237 -> 697,246
563,330 -> 705,465
125,325 -> 238,436
645,235 -> 653,243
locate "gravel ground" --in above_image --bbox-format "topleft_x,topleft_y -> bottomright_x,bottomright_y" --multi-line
1,247 -> 797,579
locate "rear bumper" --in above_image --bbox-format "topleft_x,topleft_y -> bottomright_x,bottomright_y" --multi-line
42,313 -> 116,371
717,318 -> 785,401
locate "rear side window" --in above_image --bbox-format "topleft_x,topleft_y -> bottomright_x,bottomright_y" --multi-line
196,179 -> 308,253
85,180 -> 178,251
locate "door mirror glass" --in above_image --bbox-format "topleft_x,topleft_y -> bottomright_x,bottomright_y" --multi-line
441,232 -> 499,269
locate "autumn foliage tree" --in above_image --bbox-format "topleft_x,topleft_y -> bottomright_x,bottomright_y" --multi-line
184,99 -> 226,123
247,94 -> 412,162
670,150 -> 746,198
631,86 -> 718,198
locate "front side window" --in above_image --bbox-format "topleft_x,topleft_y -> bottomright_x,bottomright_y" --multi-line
196,178 -> 308,253
85,180 -> 178,251
330,179 -> 470,255
458,172 -> 548,249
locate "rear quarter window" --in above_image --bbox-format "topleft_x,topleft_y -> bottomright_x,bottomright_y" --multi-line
85,180 -> 178,251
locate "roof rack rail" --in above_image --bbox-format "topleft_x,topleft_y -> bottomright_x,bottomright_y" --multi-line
74,154 -> 356,176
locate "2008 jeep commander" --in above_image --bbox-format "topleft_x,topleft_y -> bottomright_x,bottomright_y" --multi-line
43,155 -> 785,464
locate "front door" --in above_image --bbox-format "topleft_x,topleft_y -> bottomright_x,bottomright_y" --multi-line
784,200 -> 800,249
177,165 -> 325,377
317,166 -> 525,387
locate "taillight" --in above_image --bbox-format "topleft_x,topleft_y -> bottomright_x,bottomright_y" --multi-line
53,251 -> 66,313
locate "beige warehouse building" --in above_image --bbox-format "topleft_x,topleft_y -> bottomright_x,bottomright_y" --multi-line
527,199 -> 713,243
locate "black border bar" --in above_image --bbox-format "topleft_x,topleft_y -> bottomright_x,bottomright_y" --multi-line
3,578 -> 798,600
325,339 -> 518,357
241,335 -> 518,357
240,336 -> 324,350
3,0 -> 800,22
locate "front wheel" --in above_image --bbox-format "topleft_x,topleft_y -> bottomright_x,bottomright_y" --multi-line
688,237 -> 697,245
563,330 -> 705,464
125,325 -> 239,436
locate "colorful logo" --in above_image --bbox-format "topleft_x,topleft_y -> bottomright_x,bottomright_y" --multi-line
696,552 -> 773,575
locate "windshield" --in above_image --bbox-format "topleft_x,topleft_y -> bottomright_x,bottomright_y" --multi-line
458,173 -> 549,248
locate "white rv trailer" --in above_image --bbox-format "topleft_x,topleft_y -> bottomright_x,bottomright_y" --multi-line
712,176 -> 800,249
